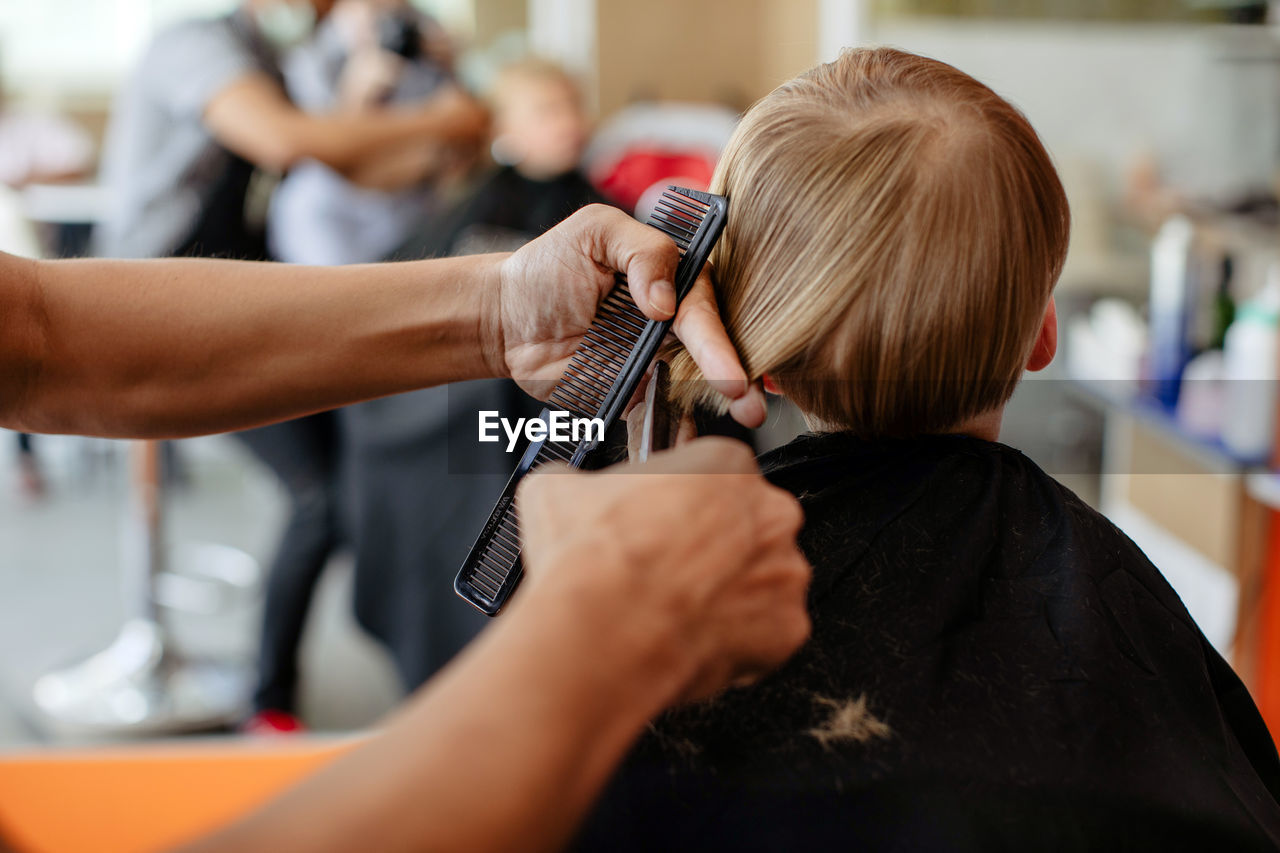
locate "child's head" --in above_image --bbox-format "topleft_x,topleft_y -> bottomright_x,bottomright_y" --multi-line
670,47 -> 1069,437
490,59 -> 590,181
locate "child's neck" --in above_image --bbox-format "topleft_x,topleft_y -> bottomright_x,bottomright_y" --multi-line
801,406 -> 1004,442
952,408 -> 1003,442
514,163 -> 571,182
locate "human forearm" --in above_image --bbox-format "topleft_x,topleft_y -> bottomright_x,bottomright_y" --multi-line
341,136 -> 450,191
178,440 -> 810,853
204,76 -> 483,174
1,206 -> 766,439
3,252 -> 503,438
289,104 -> 464,174
185,580 -> 670,853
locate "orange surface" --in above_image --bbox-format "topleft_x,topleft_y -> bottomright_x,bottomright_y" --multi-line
0,737 -> 361,853
1258,514 -> 1280,743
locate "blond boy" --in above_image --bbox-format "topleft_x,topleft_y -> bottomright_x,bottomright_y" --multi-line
578,48 -> 1280,852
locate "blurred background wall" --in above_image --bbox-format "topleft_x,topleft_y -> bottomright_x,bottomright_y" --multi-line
7,1 -> 1276,303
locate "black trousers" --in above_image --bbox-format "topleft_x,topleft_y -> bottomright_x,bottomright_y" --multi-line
235,412 -> 341,714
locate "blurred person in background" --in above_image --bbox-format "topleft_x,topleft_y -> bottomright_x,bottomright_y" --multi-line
0,79 -> 95,500
242,0 -> 481,734
90,0 -> 485,734
338,59 -> 604,693
93,0 -> 484,262
395,58 -> 604,259
268,0 -> 464,266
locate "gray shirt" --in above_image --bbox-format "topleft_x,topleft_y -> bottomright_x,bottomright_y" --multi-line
267,17 -> 446,265
94,12 -> 278,258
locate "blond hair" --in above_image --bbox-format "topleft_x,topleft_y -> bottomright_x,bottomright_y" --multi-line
668,47 -> 1069,436
489,57 -> 581,112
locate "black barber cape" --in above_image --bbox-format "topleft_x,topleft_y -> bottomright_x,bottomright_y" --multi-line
393,165 -> 606,261
575,432 -> 1280,851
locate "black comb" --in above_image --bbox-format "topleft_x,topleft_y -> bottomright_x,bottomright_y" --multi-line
454,187 -> 729,616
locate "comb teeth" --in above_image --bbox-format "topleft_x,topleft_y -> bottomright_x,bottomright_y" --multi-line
548,282 -> 651,419
650,189 -> 713,254
462,431 -> 580,603
455,186 -> 728,615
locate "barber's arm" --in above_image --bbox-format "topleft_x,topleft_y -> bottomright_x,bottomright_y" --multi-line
202,73 -> 483,175
0,201 -> 797,852
0,205 -> 765,438
180,439 -> 810,853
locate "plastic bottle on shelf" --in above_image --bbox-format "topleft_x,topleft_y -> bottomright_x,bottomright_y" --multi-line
1146,216 -> 1196,410
1221,263 -> 1280,460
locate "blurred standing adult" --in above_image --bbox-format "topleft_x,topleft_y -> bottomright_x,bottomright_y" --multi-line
92,0 -> 485,733
94,0 -> 484,262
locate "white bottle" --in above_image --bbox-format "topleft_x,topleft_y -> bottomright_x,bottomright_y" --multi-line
1222,264 -> 1280,460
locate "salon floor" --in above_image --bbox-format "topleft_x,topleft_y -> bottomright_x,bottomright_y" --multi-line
0,434 -> 403,751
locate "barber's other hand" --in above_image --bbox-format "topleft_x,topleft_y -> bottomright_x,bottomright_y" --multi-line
514,438 -> 811,706
488,205 -> 767,428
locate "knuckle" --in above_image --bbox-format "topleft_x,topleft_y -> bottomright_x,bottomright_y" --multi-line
573,203 -> 606,222
705,437 -> 755,471
784,548 -> 813,582
515,474 -> 544,507
765,487 -> 805,533
518,463 -> 569,506
787,611 -> 813,651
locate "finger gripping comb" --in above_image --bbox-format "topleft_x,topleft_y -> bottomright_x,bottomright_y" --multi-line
454,187 -> 728,615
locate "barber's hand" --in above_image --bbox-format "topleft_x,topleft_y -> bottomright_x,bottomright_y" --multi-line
514,438 -> 811,705
489,204 -> 767,428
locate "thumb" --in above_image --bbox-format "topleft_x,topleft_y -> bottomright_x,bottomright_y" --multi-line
573,205 -> 681,319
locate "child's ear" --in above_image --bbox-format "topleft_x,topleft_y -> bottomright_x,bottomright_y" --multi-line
761,374 -> 783,395
1026,297 -> 1058,373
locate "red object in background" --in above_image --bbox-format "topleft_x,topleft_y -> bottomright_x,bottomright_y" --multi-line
242,709 -> 307,736
591,148 -> 716,214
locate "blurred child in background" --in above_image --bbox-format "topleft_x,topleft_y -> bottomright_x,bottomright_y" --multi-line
394,58 -> 604,258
